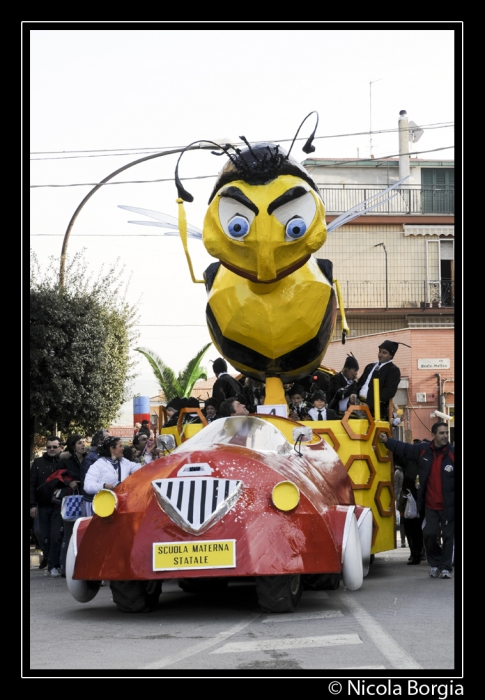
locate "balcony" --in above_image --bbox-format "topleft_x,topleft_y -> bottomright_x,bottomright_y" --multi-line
338,280 -> 455,309
320,186 -> 454,216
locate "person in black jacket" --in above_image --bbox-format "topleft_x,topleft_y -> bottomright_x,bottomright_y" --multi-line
59,434 -> 86,577
211,358 -> 244,411
350,340 -> 408,421
137,420 -> 151,438
29,435 -> 64,577
328,354 -> 360,417
305,391 -> 338,421
380,422 -> 455,578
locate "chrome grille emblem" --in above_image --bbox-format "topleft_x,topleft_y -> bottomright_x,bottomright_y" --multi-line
152,477 -> 243,535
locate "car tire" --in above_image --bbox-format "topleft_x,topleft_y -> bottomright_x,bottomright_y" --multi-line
256,574 -> 303,613
178,577 -> 228,595
110,580 -> 162,613
303,573 -> 341,590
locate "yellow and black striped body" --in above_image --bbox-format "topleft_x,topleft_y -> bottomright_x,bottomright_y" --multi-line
204,257 -> 336,384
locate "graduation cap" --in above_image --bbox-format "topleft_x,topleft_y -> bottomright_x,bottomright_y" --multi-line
378,340 -> 411,358
344,353 -> 359,370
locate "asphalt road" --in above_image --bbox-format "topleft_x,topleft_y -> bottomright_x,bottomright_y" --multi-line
27,543 -> 459,677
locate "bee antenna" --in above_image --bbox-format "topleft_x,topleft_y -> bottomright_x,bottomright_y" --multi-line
239,136 -> 258,159
175,140 -> 232,202
287,111 -> 319,158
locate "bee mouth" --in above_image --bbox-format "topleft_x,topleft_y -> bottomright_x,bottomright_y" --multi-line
221,255 -> 310,284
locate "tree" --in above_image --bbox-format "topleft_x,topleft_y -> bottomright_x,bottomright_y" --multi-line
30,250 -> 138,457
135,343 -> 211,401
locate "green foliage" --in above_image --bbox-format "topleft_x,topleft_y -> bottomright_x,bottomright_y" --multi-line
30,250 -> 139,439
135,343 -> 210,401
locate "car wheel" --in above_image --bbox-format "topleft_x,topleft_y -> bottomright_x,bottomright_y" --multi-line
303,573 -> 341,590
110,580 -> 162,613
256,574 -> 303,613
178,577 -> 228,595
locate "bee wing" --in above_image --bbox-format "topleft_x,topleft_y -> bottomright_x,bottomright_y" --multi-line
327,176 -> 410,233
118,205 -> 203,239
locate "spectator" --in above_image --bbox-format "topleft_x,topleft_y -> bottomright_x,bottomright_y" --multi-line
211,358 -> 244,411
138,420 -> 151,438
392,454 -> 407,549
305,390 -> 338,421
379,422 -> 454,578
81,429 -> 110,516
59,434 -> 86,577
328,354 -> 360,417
398,438 -> 426,565
350,340 -> 409,421
84,436 -> 143,497
123,445 -> 139,462
29,435 -> 64,577
133,432 -> 159,465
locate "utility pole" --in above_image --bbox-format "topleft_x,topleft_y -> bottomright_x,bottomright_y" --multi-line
369,79 -> 382,158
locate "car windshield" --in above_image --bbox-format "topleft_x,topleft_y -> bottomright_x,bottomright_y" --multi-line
174,416 -> 292,454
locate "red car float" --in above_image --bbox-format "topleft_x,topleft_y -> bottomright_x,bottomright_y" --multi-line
67,414 -> 373,613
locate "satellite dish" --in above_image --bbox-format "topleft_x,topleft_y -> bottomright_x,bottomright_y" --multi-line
408,121 -> 424,143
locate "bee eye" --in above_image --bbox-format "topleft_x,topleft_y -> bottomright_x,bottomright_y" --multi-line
285,217 -> 307,240
227,215 -> 250,239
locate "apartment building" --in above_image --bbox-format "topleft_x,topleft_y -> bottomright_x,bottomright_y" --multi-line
303,111 -> 456,439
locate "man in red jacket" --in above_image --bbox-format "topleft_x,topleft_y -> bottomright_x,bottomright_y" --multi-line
380,422 -> 455,579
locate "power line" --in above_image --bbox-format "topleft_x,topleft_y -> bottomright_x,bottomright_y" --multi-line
30,145 -> 455,190
30,173 -> 217,189
30,122 -> 454,160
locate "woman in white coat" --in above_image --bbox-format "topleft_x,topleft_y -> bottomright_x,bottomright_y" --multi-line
84,436 -> 142,504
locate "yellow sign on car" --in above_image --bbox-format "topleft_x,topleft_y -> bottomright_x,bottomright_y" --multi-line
153,540 -> 236,571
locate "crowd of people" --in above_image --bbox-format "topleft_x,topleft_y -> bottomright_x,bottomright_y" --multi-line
30,341 -> 455,582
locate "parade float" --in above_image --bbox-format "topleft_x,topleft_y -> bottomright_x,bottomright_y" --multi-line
67,113 -> 398,613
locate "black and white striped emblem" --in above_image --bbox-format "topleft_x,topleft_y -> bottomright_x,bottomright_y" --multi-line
152,477 -> 243,535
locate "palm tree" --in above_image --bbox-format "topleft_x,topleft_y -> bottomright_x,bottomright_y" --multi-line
135,343 -> 211,401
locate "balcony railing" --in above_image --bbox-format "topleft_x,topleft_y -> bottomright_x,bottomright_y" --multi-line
320,186 -> 454,215
337,280 -> 455,309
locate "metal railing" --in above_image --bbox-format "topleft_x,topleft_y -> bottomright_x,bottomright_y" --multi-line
320,186 -> 454,215
337,280 -> 455,309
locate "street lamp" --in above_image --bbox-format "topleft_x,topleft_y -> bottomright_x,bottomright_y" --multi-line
374,243 -> 388,310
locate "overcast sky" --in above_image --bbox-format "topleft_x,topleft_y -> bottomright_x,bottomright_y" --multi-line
28,24 -> 458,423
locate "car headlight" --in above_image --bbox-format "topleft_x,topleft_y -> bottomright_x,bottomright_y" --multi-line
93,488 -> 118,517
271,481 -> 300,512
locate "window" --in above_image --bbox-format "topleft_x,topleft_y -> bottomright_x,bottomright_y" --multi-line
426,240 -> 455,307
421,169 -> 454,214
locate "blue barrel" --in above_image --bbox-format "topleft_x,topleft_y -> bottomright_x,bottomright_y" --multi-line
133,396 -> 150,413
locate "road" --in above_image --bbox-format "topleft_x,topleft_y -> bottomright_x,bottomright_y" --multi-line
27,544 -> 458,676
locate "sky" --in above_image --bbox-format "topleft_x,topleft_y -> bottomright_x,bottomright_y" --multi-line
28,24 -> 459,424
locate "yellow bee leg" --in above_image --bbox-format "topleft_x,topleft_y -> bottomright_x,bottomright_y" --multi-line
333,278 -> 350,342
264,377 -> 287,411
176,198 -> 204,284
